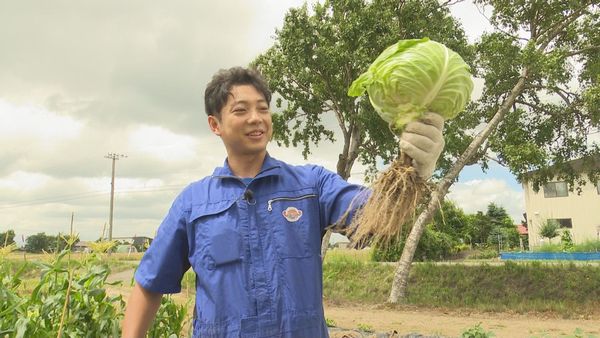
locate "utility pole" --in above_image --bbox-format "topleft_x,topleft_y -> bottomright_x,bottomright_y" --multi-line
105,153 -> 127,242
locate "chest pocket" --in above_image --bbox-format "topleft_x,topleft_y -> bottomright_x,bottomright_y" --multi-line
266,193 -> 318,259
189,200 -> 243,270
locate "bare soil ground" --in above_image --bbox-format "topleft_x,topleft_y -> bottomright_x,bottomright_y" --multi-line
324,303 -> 600,337
108,268 -> 600,337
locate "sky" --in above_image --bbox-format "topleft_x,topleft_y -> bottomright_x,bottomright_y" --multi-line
0,1 -> 525,245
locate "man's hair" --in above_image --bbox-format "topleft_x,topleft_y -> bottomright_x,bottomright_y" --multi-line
204,67 -> 272,117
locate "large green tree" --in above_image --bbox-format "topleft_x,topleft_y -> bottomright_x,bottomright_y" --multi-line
390,0 -> 600,302
253,0 -> 474,178
253,0 -> 473,256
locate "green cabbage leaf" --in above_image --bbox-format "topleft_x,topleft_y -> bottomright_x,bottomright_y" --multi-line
348,38 -> 473,130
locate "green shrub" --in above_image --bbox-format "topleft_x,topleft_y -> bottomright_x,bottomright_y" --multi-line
371,226 -> 457,262
561,230 -> 574,252
467,247 -> 498,259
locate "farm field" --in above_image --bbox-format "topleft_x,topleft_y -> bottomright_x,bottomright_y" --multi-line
103,251 -> 600,338
3,250 -> 600,337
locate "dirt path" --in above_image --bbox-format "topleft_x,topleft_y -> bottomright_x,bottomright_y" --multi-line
324,303 -> 600,337
107,268 -> 600,337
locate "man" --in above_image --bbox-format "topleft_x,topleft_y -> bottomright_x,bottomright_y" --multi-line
122,67 -> 444,337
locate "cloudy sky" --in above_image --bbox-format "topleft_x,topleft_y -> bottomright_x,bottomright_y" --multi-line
0,1 -> 524,244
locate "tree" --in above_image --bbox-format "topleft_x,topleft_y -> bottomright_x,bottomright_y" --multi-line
390,0 -> 600,303
253,0 -> 474,257
539,219 -> 560,244
1,230 -> 15,247
372,200 -> 466,262
484,203 -> 520,249
464,211 -> 493,246
25,233 -> 53,253
560,229 -> 574,251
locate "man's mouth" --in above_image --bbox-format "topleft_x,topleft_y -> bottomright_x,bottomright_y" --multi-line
248,130 -> 264,137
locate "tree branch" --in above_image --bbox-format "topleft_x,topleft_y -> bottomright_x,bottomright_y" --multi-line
565,45 -> 600,57
474,2 -> 529,42
536,3 -> 591,51
524,84 -> 576,105
438,0 -> 465,8
515,99 -> 556,115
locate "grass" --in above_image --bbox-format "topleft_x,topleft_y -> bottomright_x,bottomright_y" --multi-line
535,240 -> 600,253
322,250 -> 600,318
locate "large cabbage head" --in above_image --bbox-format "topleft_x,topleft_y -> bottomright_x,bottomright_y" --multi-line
348,38 -> 473,131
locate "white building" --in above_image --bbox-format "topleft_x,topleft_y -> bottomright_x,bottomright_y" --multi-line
523,157 -> 600,247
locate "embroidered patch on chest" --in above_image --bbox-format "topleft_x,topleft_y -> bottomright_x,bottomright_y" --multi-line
282,207 -> 303,222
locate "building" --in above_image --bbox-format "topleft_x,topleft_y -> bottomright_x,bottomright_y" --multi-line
523,157 -> 600,247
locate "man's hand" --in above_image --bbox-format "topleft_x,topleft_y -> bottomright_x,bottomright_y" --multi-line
399,112 -> 445,179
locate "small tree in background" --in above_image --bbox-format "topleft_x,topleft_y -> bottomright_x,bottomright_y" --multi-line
539,219 -> 560,244
25,233 -> 53,253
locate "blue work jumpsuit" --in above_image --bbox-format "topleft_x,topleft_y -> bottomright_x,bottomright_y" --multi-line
135,154 -> 366,337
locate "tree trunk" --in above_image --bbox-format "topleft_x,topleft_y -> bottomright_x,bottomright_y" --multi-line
388,69 -> 530,303
323,123 -> 362,261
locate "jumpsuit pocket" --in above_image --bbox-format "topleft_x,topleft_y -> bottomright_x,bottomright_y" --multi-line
189,200 -> 243,270
210,229 -> 242,267
267,193 -> 317,258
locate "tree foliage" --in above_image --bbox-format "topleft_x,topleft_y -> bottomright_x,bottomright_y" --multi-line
539,219 -> 560,242
471,0 -> 600,191
25,232 -> 53,253
1,230 -> 15,247
391,0 -> 600,303
253,0 -> 473,179
24,232 -> 80,253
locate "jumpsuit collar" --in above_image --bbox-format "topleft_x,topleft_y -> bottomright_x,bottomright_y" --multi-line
212,153 -> 281,180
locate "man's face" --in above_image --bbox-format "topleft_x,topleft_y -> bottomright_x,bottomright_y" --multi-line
208,84 -> 272,158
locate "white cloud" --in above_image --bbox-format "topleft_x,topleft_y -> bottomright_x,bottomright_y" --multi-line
448,178 -> 525,222
0,171 -> 51,191
128,125 -> 199,162
0,99 -> 83,141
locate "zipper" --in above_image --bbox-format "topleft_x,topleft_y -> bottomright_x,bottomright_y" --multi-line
267,194 -> 317,212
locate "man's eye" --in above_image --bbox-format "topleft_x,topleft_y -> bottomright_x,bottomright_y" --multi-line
233,108 -> 246,113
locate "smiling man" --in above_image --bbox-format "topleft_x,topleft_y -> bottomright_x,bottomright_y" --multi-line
122,67 -> 445,338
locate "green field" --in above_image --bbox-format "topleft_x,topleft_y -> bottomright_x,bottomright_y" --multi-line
2,247 -> 600,337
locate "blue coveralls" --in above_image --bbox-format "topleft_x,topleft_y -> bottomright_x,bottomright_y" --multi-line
135,154 -> 366,337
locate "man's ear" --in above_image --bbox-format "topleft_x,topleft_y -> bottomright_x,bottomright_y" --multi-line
208,115 -> 221,136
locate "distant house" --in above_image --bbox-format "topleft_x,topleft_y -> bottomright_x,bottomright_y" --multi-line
516,223 -> 528,236
115,244 -> 138,254
522,156 -> 600,247
72,241 -> 92,253
112,236 -> 153,252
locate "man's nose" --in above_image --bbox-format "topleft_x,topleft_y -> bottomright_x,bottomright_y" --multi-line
247,108 -> 262,123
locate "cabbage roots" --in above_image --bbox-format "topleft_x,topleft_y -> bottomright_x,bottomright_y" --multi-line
349,154 -> 428,247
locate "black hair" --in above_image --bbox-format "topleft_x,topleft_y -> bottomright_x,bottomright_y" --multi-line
204,67 -> 271,117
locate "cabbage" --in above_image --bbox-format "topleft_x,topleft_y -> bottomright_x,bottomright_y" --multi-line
348,38 -> 473,130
